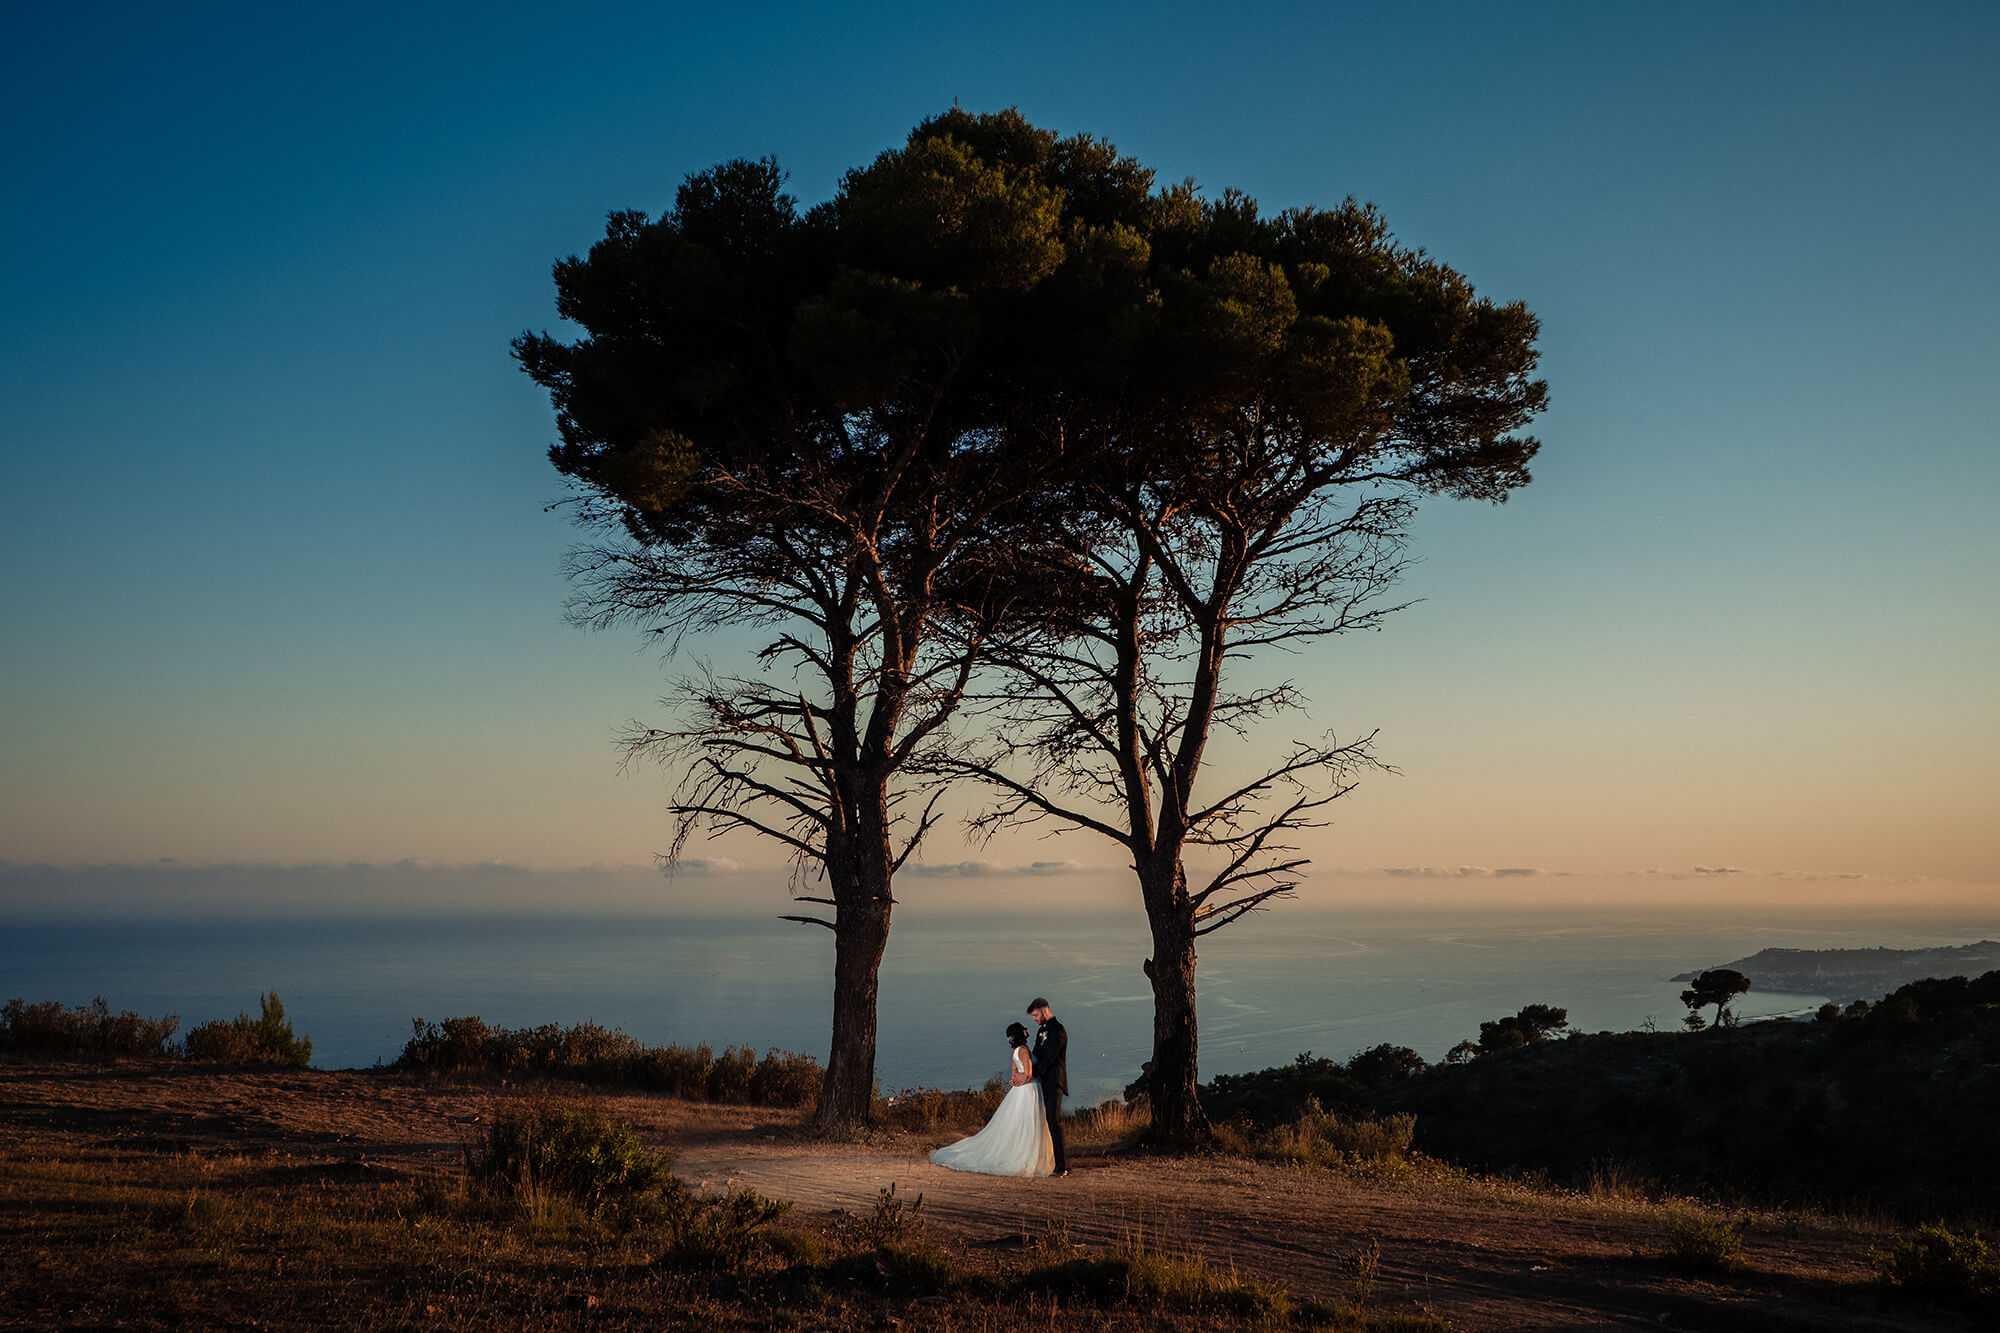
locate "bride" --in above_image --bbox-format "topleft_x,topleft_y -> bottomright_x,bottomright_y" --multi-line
929,1022 -> 1054,1176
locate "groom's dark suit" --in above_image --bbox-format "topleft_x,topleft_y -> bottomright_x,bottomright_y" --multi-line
1032,1015 -> 1068,1173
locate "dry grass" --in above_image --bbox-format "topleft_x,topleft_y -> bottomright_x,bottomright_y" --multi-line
3,1063 -> 1952,1332
0,1109 -> 1343,1331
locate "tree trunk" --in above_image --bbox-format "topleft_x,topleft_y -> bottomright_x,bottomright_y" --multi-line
814,894 -> 890,1133
1140,869 -> 1212,1148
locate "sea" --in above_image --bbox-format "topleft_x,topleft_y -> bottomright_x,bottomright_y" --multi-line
5,906 -> 1995,1107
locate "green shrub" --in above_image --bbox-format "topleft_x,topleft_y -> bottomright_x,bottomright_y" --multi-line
862,1181 -> 925,1247
670,1186 -> 793,1269
707,1044 -> 756,1102
1662,1211 -> 1753,1271
1348,1237 -> 1381,1305
1267,1103 -> 1416,1167
1873,1223 -> 1999,1301
1223,1098 -> 1416,1169
399,1015 -> 495,1071
465,1096 -> 798,1266
183,992 -> 311,1066
466,1098 -> 673,1221
1477,1003 -> 1569,1054
749,1047 -> 821,1108
646,1041 -> 715,1096
1017,1230 -> 1288,1321
1,996 -> 180,1060
394,1019 -> 822,1106
875,1080 -> 1006,1131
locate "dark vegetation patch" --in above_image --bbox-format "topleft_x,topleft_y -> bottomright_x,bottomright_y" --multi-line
1196,970 -> 2000,1220
1872,1223 -> 2000,1307
3,992 -> 310,1066
396,1015 -> 821,1107
1,996 -> 181,1059
184,992 -> 313,1066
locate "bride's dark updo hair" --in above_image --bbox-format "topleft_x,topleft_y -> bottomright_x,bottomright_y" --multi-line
1006,1021 -> 1030,1047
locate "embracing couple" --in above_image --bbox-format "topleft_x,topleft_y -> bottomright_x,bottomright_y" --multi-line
929,997 -> 1069,1178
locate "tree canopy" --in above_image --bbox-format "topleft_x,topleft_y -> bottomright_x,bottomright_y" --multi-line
1681,969 -> 1753,1031
518,108 -> 1547,1139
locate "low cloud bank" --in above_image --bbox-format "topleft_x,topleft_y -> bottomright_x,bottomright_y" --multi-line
902,859 -> 1087,878
0,859 -> 764,917
3,858 -> 1981,918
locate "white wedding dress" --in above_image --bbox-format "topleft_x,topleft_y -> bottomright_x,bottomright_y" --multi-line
929,1047 -> 1054,1176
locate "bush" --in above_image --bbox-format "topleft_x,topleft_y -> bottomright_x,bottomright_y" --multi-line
1662,1211 -> 1753,1271
1476,1003 -> 1569,1054
465,1097 -> 795,1265
1072,1095 -> 1149,1141
184,993 -> 311,1066
1345,1044 -> 1427,1085
823,1182 -> 959,1291
875,1080 -> 1005,1132
467,1098 -> 673,1221
861,1181 -> 925,1247
637,1041 -> 714,1096
395,1019 -> 821,1106
1,996 -> 180,1060
1228,1098 -> 1417,1169
749,1047 -> 821,1108
1018,1227 -> 1288,1321
707,1044 -> 756,1102
1873,1223 -> 1999,1301
670,1184 -> 794,1269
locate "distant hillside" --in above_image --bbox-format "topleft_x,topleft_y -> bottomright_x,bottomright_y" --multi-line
1672,940 -> 2000,1003
1201,969 -> 2000,1218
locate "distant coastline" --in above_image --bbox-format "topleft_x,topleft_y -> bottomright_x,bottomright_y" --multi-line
1673,940 -> 2000,1004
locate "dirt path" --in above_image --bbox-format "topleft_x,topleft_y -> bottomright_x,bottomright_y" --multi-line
0,1065 -> 1967,1331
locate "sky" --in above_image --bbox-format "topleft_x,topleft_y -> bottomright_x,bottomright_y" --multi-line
2,1 -> 1995,917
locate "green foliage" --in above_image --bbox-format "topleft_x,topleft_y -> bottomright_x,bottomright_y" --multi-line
464,1095 -> 794,1264
1251,970 -> 2000,1218
396,1017 -> 819,1108
1872,1223 -> 1999,1301
466,1099 -> 674,1221
1016,1228 -> 1289,1321
1251,1100 -> 1417,1169
1662,1211 -> 1753,1271
1345,1043 -> 1428,1084
747,1047 -> 822,1107
1200,1047 -> 1423,1129
0,996 -> 179,1060
669,1185 -> 794,1270
863,1182 -> 925,1247
518,105 -> 1552,1141
183,992 -> 311,1066
874,1079 -> 1006,1131
1476,1003 -> 1568,1054
706,1043 -> 756,1102
1680,969 -> 1753,1029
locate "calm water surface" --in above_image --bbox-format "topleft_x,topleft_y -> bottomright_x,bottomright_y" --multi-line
6,906 -> 1993,1106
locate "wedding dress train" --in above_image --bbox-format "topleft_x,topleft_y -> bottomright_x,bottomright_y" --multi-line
929,1047 -> 1054,1177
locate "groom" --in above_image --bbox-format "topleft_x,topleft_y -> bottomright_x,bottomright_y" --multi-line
1027,997 -> 1069,1176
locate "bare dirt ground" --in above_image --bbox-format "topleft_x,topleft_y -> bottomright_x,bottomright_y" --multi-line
0,1063 -> 1977,1331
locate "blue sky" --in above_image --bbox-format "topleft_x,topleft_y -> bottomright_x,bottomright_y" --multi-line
2,2 -> 1995,909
